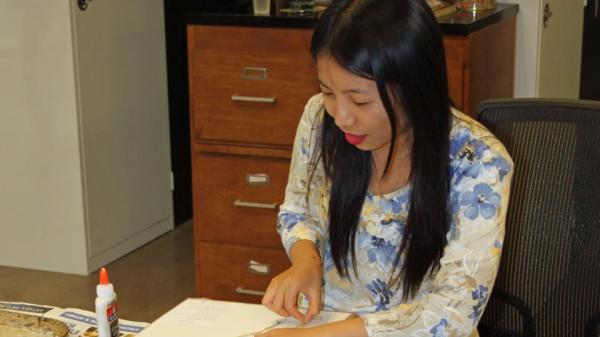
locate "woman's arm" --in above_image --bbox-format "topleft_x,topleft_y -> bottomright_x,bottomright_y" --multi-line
263,95 -> 329,321
276,94 -> 328,258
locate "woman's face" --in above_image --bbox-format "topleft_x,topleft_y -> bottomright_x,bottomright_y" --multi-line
317,55 -> 406,158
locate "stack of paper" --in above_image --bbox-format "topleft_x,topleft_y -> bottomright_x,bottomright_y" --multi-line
137,298 -> 350,337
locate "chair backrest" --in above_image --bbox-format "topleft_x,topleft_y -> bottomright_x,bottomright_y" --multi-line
476,99 -> 600,337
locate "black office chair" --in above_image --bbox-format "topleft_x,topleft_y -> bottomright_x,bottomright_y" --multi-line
475,99 -> 600,337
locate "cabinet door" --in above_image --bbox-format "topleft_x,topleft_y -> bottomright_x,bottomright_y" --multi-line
193,150 -> 290,248
72,0 -> 173,264
188,25 -> 318,147
196,242 -> 291,303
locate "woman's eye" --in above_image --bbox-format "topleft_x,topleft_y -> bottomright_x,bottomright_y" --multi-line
353,101 -> 370,106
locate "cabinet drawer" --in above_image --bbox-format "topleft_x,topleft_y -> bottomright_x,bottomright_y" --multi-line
196,242 -> 291,303
193,150 -> 290,248
188,25 -> 318,146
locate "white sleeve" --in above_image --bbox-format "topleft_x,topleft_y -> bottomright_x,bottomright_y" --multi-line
277,94 -> 329,258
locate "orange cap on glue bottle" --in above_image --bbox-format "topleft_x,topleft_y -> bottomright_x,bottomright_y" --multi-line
97,267 -> 114,296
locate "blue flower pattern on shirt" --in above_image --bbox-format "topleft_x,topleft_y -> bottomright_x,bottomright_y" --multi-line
430,319 -> 449,337
380,196 -> 402,214
450,127 -> 512,187
459,144 -> 488,180
300,137 -> 309,157
460,183 -> 502,220
490,156 -> 511,182
279,213 -> 305,231
469,285 -> 490,321
277,95 -> 513,337
366,236 -> 398,267
366,279 -> 394,311
322,243 -> 335,272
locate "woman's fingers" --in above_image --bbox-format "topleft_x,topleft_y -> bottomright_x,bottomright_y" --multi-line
272,285 -> 292,317
263,279 -> 290,317
262,280 -> 277,307
284,283 -> 305,322
262,264 -> 323,323
303,287 -> 322,323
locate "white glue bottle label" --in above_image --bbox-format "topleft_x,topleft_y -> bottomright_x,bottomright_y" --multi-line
95,267 -> 119,337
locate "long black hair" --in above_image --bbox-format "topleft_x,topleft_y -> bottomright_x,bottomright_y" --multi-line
310,0 -> 452,300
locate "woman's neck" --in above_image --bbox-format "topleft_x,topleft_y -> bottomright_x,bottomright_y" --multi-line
369,135 -> 412,195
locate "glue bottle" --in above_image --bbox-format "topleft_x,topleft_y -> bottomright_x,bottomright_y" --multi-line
95,267 -> 119,337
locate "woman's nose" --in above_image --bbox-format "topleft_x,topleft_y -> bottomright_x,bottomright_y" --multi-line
333,104 -> 356,129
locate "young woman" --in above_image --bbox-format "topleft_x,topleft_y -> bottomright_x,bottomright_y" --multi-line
260,0 -> 513,336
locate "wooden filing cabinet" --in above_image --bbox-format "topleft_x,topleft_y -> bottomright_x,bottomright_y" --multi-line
187,24 -> 318,303
442,16 -> 517,115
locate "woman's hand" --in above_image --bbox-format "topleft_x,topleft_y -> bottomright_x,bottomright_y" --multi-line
262,240 -> 323,323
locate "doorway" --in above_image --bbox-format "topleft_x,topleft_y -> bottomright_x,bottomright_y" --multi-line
163,0 -> 237,225
580,0 -> 600,100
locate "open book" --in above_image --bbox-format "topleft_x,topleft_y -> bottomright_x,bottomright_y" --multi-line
136,298 -> 351,337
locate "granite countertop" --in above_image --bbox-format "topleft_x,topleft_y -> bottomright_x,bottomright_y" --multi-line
186,1 -> 518,35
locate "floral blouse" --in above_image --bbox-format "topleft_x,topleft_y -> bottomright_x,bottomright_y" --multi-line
276,94 -> 513,337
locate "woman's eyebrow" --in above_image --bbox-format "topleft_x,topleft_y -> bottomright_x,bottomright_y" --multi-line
317,78 -> 331,90
317,79 -> 370,94
342,88 -> 370,94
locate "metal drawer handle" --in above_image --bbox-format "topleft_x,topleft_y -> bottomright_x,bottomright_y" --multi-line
246,173 -> 270,186
234,200 -> 278,210
231,95 -> 276,103
243,67 -> 268,80
236,286 -> 266,297
248,260 -> 271,275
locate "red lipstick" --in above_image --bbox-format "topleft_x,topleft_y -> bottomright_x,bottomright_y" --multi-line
344,133 -> 366,145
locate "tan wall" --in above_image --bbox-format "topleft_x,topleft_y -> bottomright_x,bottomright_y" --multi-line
501,0 -> 584,98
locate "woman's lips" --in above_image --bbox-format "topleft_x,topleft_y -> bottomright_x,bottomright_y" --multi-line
344,133 -> 367,145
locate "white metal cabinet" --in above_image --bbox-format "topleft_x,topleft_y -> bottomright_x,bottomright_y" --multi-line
0,0 -> 173,275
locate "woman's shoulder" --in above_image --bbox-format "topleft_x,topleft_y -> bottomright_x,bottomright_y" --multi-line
301,93 -> 324,125
448,108 -> 513,181
291,94 -> 325,161
295,93 -> 325,141
306,93 -> 324,111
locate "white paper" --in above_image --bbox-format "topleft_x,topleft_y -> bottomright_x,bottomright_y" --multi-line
136,298 -> 350,337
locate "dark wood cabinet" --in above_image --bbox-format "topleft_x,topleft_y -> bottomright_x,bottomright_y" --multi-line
188,25 -> 315,302
443,16 -> 517,115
